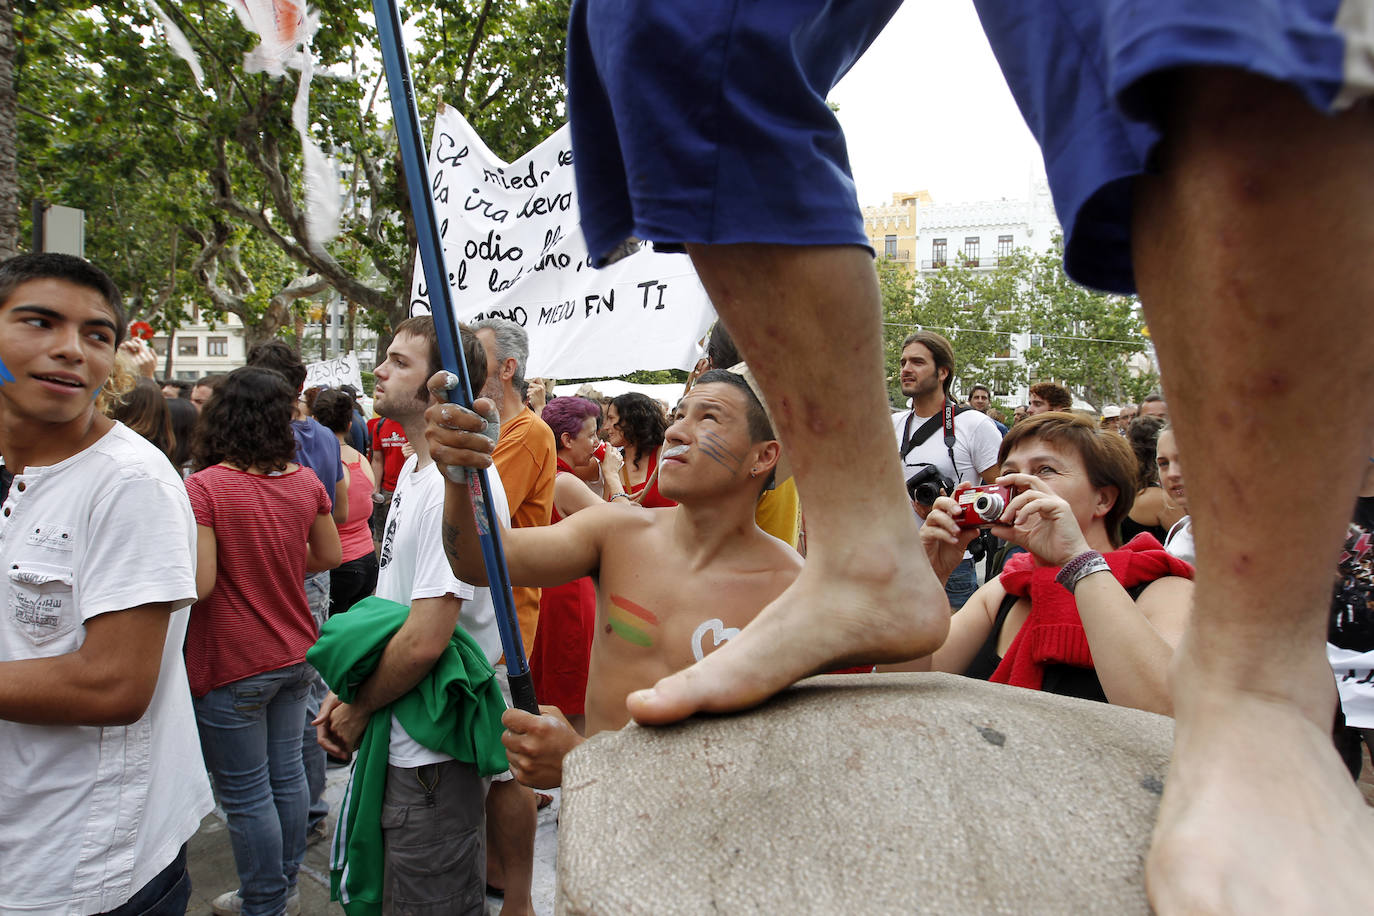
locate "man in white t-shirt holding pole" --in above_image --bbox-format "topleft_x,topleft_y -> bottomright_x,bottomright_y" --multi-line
0,253 -> 212,915
317,316 -> 507,915
892,330 -> 1002,609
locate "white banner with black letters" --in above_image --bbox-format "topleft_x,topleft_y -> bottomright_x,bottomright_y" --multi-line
408,105 -> 716,378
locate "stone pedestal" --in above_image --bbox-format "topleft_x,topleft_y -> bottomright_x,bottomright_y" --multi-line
558,672 -> 1172,914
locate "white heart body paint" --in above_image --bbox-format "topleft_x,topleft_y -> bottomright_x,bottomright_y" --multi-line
692,618 -> 740,662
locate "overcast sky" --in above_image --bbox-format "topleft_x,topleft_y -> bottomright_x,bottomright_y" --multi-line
828,2 -> 1043,209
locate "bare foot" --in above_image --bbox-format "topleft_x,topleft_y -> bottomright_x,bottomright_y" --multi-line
1148,644 -> 1374,912
626,535 -> 950,724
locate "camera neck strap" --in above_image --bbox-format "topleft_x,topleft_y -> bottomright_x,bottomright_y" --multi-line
900,399 -> 962,471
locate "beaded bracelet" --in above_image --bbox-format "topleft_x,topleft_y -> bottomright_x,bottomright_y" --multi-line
1055,549 -> 1111,594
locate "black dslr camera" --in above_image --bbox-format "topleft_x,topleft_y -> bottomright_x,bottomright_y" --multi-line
905,463 -> 955,507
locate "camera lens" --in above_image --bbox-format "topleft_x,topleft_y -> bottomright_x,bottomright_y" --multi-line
913,483 -> 941,506
972,492 -> 1005,521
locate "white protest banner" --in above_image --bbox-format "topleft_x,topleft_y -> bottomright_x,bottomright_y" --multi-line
408,105 -> 716,378
304,351 -> 364,393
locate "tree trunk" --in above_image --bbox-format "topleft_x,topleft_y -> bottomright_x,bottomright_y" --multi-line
0,0 -> 19,260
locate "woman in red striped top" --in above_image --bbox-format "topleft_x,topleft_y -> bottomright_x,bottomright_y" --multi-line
184,367 -> 341,916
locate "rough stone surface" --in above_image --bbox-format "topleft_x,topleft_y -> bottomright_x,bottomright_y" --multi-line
557,672 -> 1173,914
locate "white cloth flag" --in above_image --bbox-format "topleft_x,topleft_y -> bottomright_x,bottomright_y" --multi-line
408,106 -> 716,379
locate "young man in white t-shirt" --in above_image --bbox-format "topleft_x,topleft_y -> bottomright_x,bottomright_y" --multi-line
891,331 -> 1002,609
317,317 -> 506,915
0,253 -> 212,915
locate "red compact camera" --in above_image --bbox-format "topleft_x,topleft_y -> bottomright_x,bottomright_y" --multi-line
952,485 -> 1016,529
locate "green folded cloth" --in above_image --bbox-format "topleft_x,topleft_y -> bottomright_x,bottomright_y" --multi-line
307,596 -> 509,916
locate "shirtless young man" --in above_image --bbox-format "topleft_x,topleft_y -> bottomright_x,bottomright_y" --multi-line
425,369 -> 802,788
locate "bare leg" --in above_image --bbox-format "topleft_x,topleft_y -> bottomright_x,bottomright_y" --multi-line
627,244 -> 950,723
1134,69 -> 1374,911
485,779 -> 536,915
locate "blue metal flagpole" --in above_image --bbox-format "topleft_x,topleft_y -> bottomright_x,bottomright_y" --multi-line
372,0 -> 538,714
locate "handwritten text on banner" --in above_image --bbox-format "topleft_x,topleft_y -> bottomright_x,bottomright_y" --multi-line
408,106 -> 715,378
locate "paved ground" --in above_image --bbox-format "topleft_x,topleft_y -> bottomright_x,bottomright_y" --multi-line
186,761 -> 560,915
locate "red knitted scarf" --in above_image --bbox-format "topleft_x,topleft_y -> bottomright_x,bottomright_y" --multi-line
990,533 -> 1194,690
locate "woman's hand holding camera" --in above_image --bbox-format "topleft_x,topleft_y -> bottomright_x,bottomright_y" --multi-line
989,473 -> 1092,567
919,483 -> 982,584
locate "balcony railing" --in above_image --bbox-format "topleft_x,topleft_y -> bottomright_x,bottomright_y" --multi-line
920,255 -> 1009,270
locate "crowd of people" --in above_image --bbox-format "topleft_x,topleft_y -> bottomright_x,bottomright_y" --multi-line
5,2 -> 1374,912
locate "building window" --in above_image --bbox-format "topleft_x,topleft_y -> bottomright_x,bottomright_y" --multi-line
997,235 -> 1013,258
177,337 -> 198,357
884,234 -> 897,259
931,238 -> 947,268
963,237 -> 980,267
207,336 -> 228,357
151,336 -> 169,356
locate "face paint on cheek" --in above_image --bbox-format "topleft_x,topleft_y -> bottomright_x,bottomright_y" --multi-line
697,432 -> 745,472
0,357 -> 13,385
605,593 -> 658,648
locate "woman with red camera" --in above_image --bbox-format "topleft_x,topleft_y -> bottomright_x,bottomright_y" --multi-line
909,412 -> 1194,714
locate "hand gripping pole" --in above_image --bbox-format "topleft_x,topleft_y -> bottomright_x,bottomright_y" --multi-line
372,0 -> 537,713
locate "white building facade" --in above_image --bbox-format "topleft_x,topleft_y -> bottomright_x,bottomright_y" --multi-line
914,176 -> 1061,407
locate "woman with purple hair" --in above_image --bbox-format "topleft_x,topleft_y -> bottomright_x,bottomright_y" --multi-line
530,396 -> 629,732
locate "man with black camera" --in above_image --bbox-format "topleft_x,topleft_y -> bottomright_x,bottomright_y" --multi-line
892,331 -> 1002,609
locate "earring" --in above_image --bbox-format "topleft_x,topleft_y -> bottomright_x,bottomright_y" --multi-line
750,468 -> 758,477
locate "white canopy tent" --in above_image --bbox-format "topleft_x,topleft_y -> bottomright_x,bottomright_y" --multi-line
551,379 -> 688,406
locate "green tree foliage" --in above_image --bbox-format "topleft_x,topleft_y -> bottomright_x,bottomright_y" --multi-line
16,0 -> 570,353
880,242 -> 1156,409
1020,245 -> 1158,407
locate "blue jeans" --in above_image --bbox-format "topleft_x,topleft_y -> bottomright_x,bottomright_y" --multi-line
195,663 -> 313,916
97,845 -> 190,916
301,571 -> 331,833
945,558 -> 978,611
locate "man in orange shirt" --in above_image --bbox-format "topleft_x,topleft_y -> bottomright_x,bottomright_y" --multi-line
470,317 -> 554,916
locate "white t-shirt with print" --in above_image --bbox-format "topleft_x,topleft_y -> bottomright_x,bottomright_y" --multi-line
376,456 -> 508,767
0,423 -> 212,915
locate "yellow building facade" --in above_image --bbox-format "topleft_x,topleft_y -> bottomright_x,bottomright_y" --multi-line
861,190 -> 931,274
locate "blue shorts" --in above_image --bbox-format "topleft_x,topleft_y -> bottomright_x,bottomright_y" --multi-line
568,0 -> 1374,289
974,0 -> 1374,293
566,0 -> 901,266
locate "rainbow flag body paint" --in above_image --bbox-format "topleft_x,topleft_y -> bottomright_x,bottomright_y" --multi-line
607,594 -> 657,648
0,358 -> 12,386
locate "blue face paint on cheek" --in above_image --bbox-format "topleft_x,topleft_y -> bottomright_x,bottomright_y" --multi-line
90,384 -> 103,401
0,356 -> 13,385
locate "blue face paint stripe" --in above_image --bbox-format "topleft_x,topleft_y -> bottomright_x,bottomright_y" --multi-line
0,357 -> 13,385
698,433 -> 745,470
697,442 -> 741,472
